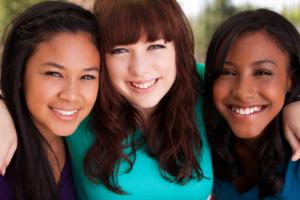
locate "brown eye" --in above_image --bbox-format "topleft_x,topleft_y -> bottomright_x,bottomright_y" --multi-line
81,75 -> 96,80
110,48 -> 128,54
45,71 -> 62,78
221,69 -> 236,76
254,70 -> 272,76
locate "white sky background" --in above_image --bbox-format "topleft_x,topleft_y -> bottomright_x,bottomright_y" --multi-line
177,0 -> 300,17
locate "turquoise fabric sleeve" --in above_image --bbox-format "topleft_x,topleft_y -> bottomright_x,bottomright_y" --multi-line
196,63 -> 205,81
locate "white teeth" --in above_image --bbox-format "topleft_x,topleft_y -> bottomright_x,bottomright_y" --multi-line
131,79 -> 156,89
52,108 -> 78,116
231,106 -> 262,115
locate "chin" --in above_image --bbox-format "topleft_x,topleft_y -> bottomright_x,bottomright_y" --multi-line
53,126 -> 78,137
230,125 -> 263,137
233,130 -> 262,140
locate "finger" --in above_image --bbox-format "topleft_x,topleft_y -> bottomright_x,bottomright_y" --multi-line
0,144 -> 11,170
284,127 -> 300,161
0,152 -> 8,175
291,149 -> 300,161
4,139 -> 17,168
0,158 -> 4,176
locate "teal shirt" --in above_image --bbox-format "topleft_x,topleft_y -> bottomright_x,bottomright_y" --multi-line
66,63 -> 212,200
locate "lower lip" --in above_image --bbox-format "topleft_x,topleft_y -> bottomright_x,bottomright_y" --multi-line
129,78 -> 159,93
50,108 -> 80,121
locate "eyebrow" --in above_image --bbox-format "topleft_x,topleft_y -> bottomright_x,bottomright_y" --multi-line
252,60 -> 278,67
42,61 -> 99,72
224,60 -> 278,67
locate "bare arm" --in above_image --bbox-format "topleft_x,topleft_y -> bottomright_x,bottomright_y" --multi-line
283,101 -> 300,161
0,99 -> 17,175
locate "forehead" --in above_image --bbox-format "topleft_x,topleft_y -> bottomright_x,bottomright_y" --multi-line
27,32 -> 100,70
225,31 -> 289,67
99,2 -> 176,50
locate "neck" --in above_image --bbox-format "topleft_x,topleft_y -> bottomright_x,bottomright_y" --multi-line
139,107 -> 155,123
232,140 -> 259,193
234,131 -> 267,151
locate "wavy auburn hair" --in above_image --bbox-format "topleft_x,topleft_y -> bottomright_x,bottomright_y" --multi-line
204,9 -> 300,198
85,0 -> 205,194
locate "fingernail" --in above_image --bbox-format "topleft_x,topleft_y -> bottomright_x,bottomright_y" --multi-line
291,152 -> 300,161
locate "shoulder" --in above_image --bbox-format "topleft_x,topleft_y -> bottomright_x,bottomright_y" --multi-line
213,179 -> 259,200
0,175 -> 13,199
196,63 -> 205,81
59,156 -> 77,200
278,160 -> 300,199
194,97 -> 214,188
66,116 -> 95,150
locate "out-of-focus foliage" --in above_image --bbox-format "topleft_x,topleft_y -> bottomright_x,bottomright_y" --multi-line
0,0 -> 94,43
282,6 -> 300,29
192,0 -> 300,62
192,0 -> 237,61
0,0 -> 42,39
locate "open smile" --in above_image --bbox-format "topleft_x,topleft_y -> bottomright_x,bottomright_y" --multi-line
50,107 -> 79,116
130,78 -> 158,89
229,105 -> 267,115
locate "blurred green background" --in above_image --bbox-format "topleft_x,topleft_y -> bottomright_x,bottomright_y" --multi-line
1,0 -> 300,62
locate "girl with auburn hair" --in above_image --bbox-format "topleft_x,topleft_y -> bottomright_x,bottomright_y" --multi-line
204,9 -> 300,200
0,1 -> 100,199
66,0 -> 213,199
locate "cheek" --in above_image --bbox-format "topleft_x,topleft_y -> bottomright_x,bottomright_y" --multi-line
23,76 -> 46,108
259,79 -> 288,103
167,65 -> 177,85
84,84 -> 99,107
212,80 -> 228,106
106,66 -> 126,92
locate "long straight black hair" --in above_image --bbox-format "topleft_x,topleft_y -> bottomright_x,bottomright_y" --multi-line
0,1 -> 99,199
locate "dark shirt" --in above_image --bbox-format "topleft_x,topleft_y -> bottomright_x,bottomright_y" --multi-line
0,174 -> 11,200
213,160 -> 300,200
0,157 -> 77,200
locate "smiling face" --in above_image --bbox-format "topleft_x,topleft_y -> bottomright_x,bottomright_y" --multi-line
23,32 -> 100,140
213,31 -> 291,140
105,36 -> 176,117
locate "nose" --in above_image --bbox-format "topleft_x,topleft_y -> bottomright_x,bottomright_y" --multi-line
231,76 -> 256,101
58,79 -> 80,102
129,52 -> 148,76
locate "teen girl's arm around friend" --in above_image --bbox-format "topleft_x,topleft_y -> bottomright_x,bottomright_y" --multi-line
0,99 -> 17,176
283,101 -> 300,161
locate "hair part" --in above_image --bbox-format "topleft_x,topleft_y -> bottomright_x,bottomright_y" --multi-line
0,1 -> 99,199
204,9 -> 300,198
85,0 -> 205,193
